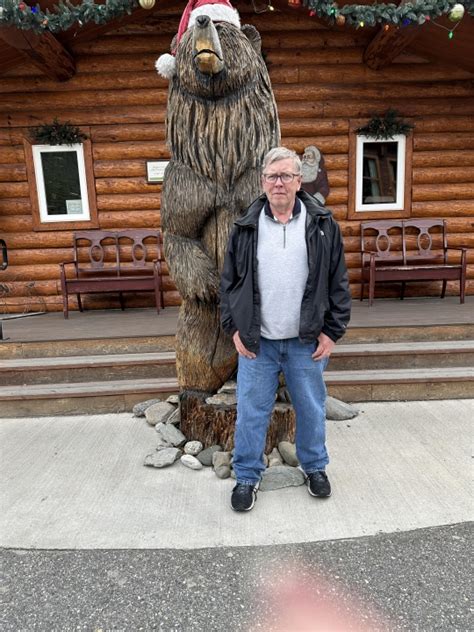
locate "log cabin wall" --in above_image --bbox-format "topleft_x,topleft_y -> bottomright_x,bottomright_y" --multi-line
0,7 -> 473,313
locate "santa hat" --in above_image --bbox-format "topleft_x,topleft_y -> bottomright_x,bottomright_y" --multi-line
156,0 -> 240,79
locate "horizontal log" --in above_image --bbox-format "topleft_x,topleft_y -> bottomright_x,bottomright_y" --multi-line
97,195 -> 162,212
323,187 -> 347,205
414,133 -> 474,152
0,106 -> 166,128
273,79 -> 474,99
277,99 -> 474,120
0,163 -> 27,182
411,200 -> 474,216
322,155 -> 348,170
0,289 -> 181,311
0,215 -> 33,232
94,160 -> 149,178
413,167 -> 474,184
0,71 -> 169,94
70,34 -> 178,56
412,183 -> 474,202
95,177 -> 162,195
413,117 -> 474,134
268,47 -> 364,67
413,151 -> 474,168
279,135 -> 348,154
0,145 -> 24,164
279,119 -> 348,136
0,279 -> 59,297
90,124 -> 166,143
2,89 -> 167,111
2,232 -> 77,249
1,181 -> 29,198
271,61 -> 472,84
92,141 -> 169,161
0,199 -> 31,216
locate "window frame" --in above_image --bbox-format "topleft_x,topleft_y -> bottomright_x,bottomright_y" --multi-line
348,120 -> 413,220
23,138 -> 98,231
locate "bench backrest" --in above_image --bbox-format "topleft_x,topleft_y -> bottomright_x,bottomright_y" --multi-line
73,231 -> 119,275
116,230 -> 162,273
72,230 -> 162,276
361,219 -> 447,266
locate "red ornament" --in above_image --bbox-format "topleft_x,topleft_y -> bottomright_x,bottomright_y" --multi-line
335,13 -> 345,26
19,2 -> 26,9
309,9 -> 316,16
288,0 -> 301,7
425,15 -> 430,21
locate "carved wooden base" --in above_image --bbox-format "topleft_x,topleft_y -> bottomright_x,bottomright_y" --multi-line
179,390 -> 296,452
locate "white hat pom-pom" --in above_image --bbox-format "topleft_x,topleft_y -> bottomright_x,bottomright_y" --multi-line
155,53 -> 176,79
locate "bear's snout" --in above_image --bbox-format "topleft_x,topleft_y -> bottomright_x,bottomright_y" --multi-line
196,14 -> 210,28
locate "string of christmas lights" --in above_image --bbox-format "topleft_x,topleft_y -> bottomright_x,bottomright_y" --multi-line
0,0 -> 472,33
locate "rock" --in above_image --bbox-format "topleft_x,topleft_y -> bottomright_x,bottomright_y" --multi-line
212,451 -> 231,468
144,448 -> 181,468
155,422 -> 187,447
260,465 -> 305,491
268,447 -> 283,467
278,441 -> 299,467
326,396 -> 359,420
263,453 -> 269,468
205,392 -> 237,406
145,402 -> 176,426
155,436 -> 172,451
217,380 -> 237,394
215,465 -> 231,479
166,394 -> 180,405
133,398 -> 161,417
197,445 -> 222,466
180,454 -> 203,470
166,407 -> 181,425
184,441 -> 203,456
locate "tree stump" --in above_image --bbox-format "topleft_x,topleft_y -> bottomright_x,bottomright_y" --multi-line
180,391 -> 296,452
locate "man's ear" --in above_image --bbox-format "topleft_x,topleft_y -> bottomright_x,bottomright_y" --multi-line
241,24 -> 262,54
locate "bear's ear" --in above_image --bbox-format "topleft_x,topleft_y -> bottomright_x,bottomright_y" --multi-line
241,24 -> 261,54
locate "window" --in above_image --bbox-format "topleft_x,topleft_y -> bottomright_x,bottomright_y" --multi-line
348,124 -> 412,219
24,139 -> 98,231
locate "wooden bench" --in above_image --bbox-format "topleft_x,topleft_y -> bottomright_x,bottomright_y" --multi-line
360,219 -> 467,306
59,229 -> 164,319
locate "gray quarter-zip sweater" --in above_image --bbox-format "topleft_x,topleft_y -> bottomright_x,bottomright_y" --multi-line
257,200 -> 309,339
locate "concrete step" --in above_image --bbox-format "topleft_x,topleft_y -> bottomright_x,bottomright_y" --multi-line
0,377 -> 179,417
1,323 -> 474,360
0,335 -> 176,360
1,367 -> 472,417
328,340 -> 474,371
2,340 -> 472,386
326,366 -> 474,402
0,351 -> 177,386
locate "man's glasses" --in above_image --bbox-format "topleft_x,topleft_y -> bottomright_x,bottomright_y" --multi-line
262,173 -> 300,184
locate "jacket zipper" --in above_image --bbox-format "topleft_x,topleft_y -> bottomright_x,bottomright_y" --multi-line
283,225 -> 286,248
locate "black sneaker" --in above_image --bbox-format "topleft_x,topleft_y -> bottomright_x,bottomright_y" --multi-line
231,483 -> 258,512
307,471 -> 331,498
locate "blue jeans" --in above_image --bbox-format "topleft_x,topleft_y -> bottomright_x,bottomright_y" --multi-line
233,337 -> 329,485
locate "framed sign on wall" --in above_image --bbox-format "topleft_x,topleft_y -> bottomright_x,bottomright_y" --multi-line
146,161 -> 169,184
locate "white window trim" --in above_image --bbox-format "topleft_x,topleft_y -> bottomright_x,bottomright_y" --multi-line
355,134 -> 406,213
32,143 -> 91,223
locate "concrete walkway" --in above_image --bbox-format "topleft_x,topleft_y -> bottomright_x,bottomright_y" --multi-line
1,399 -> 472,551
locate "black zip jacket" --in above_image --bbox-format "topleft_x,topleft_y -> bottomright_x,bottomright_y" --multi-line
220,190 -> 351,354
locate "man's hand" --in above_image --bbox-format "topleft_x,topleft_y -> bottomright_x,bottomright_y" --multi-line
233,331 -> 256,359
312,332 -> 335,361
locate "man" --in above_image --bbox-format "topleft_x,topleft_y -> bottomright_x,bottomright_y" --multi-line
220,146 -> 351,512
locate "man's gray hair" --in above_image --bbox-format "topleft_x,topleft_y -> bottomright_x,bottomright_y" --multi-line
262,147 -> 302,174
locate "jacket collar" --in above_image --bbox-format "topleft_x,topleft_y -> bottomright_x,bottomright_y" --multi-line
235,190 -> 331,228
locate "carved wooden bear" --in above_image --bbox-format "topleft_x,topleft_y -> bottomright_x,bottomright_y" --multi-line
158,12 -> 280,393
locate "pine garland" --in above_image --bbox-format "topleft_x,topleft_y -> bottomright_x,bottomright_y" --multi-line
31,119 -> 88,145
356,109 -> 414,139
0,0 -> 472,33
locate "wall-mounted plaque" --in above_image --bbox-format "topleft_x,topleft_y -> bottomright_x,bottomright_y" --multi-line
146,160 -> 169,184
